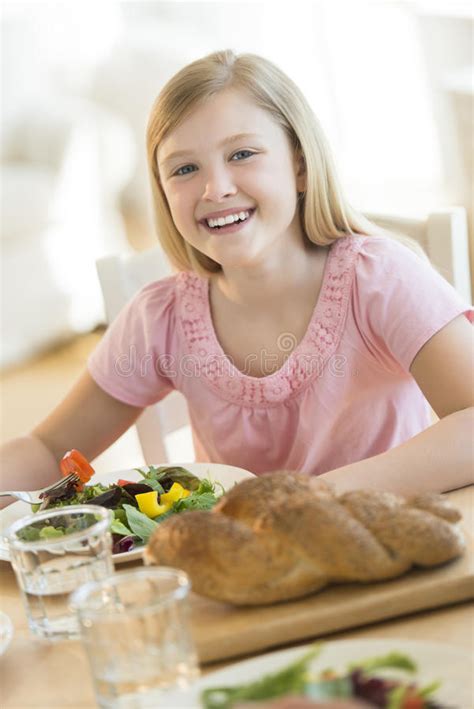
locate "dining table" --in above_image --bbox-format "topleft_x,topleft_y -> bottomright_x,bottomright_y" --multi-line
1,485 -> 473,708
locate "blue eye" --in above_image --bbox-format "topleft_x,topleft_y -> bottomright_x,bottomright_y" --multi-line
173,164 -> 196,177
231,150 -> 255,161
172,150 -> 255,177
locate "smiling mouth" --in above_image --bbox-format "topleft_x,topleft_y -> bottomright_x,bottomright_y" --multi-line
200,208 -> 256,234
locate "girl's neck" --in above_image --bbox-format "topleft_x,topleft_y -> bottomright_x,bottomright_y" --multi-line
212,238 -> 324,310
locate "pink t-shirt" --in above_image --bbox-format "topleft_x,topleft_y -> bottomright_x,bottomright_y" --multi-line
88,235 -> 473,476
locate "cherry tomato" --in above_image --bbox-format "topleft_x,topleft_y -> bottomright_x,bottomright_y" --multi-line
60,449 -> 95,491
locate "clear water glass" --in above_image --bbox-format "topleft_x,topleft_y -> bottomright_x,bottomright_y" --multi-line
0,611 -> 14,655
5,504 -> 113,641
70,567 -> 200,708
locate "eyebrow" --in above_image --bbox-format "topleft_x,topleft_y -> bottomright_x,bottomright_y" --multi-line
159,133 -> 263,166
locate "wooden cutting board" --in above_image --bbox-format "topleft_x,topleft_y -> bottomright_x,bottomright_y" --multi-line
189,486 -> 474,664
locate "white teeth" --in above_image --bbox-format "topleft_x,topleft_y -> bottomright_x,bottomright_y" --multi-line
206,210 -> 251,228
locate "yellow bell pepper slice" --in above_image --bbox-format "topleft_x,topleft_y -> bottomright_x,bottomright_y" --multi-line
160,482 -> 190,505
135,490 -> 171,518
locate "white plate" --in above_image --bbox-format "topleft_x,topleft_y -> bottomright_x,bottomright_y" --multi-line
164,639 -> 473,708
0,462 -> 254,564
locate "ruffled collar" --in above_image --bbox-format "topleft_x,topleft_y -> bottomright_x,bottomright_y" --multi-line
176,235 -> 362,406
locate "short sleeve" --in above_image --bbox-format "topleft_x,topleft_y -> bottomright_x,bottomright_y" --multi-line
87,275 -> 178,407
352,237 -> 474,374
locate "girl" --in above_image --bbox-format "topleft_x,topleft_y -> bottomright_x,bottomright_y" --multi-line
1,50 -> 473,503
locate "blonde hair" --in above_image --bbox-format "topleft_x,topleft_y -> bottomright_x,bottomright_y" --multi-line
146,49 -> 425,275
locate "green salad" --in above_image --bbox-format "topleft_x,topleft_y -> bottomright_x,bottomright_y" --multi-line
201,644 -> 443,709
23,466 -> 222,554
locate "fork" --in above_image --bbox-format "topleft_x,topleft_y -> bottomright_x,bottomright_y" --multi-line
0,473 -> 80,506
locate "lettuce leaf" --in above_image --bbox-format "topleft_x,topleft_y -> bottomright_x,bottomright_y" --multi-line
136,465 -> 201,492
123,504 -> 159,542
39,526 -> 65,539
349,652 -> 417,673
201,645 -> 322,709
110,518 -> 133,537
173,491 -> 217,513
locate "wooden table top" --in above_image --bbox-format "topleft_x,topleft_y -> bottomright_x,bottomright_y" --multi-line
1,486 -> 473,708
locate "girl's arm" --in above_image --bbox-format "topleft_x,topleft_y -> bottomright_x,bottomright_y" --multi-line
0,371 -> 143,508
321,313 -> 474,496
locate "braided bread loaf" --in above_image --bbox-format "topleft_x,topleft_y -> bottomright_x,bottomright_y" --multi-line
144,472 -> 465,605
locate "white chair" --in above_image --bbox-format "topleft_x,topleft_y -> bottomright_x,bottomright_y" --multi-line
96,206 -> 472,463
96,249 -> 194,464
366,207 -> 472,304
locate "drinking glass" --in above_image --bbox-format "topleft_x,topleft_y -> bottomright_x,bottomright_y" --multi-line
0,611 -> 13,655
5,504 -> 113,641
70,567 -> 200,708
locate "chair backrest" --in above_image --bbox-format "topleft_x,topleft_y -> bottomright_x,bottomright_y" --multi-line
96,206 -> 472,463
366,206 -> 472,304
96,248 -> 194,464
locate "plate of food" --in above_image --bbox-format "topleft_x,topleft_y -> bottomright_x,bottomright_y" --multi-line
0,460 -> 254,564
164,638 -> 473,708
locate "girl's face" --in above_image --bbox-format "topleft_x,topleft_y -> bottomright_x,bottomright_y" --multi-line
157,89 -> 306,270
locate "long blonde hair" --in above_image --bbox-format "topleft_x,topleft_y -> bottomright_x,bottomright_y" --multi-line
146,49 -> 423,275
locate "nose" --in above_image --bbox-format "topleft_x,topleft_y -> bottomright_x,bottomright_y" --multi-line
201,164 -> 237,202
